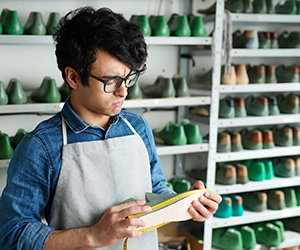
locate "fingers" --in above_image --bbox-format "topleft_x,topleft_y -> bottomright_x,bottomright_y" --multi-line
188,191 -> 222,222
189,180 -> 205,191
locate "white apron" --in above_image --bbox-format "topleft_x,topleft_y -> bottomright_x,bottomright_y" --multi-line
48,117 -> 158,250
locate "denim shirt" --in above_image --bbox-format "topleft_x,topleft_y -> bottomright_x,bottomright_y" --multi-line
0,99 -> 174,250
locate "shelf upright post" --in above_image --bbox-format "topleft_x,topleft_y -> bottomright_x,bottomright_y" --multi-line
203,0 -> 224,249
175,0 -> 193,177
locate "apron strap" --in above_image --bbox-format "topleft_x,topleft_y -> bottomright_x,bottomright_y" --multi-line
62,116 -> 68,145
123,118 -> 138,135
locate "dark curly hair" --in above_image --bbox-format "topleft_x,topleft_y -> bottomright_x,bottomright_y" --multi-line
53,7 -> 148,86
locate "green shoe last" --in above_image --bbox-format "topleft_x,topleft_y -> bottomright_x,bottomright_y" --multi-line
276,0 -> 297,14
216,164 -> 237,185
241,159 -> 266,181
3,10 -> 23,35
0,133 -> 14,159
274,157 -> 295,177
225,0 -> 244,13
241,128 -> 263,150
169,15 -> 191,37
241,191 -> 267,212
188,15 -> 207,37
273,126 -> 293,147
46,12 -> 60,35
267,190 -> 286,210
228,194 -> 244,216
59,82 -> 72,102
0,81 -> 8,105
252,222 -> 283,247
149,15 -> 170,36
247,65 -> 266,84
153,121 -> 187,145
266,0 -> 276,14
267,96 -> 280,115
239,226 -> 257,249
24,12 -> 47,35
217,132 -> 231,153
130,15 -> 151,36
278,93 -> 299,114
172,75 -> 190,97
253,0 -> 267,13
235,164 -> 248,184
10,128 -> 27,149
181,119 -> 202,144
258,32 -> 271,49
126,81 -> 142,100
6,78 -> 27,104
245,95 -> 269,116
219,96 -> 235,118
31,77 -> 61,103
212,228 -> 243,250
214,196 -> 232,218
282,187 -> 297,207
234,98 -> 247,117
143,76 -> 175,98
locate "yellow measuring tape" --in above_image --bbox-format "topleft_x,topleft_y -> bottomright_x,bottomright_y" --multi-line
123,189 -> 209,250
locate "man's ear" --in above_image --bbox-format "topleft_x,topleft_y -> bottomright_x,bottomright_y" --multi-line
65,66 -> 80,89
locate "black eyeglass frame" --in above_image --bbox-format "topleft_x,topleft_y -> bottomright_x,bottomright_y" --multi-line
88,70 -> 140,93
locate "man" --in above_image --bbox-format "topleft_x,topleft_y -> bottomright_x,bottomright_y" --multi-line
0,7 -> 221,250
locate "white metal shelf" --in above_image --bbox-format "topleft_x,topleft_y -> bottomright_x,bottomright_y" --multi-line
216,146 -> 300,163
0,35 -> 212,46
214,176 -> 300,195
231,13 -> 300,25
0,102 -> 64,114
230,49 -> 300,57
145,36 -> 212,46
218,114 -> 300,128
0,97 -> 210,114
0,160 -> 10,169
212,207 -> 300,229
123,96 -> 211,108
156,143 -> 209,156
219,83 -> 300,93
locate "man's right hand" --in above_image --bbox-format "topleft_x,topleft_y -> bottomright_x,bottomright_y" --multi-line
44,200 -> 151,250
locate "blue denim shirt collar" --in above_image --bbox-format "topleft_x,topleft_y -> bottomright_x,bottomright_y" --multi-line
61,97 -> 120,134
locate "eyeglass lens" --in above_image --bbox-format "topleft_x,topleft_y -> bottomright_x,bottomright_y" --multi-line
105,73 -> 139,93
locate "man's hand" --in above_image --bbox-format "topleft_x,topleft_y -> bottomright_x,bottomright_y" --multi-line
87,199 -> 151,248
188,181 -> 222,222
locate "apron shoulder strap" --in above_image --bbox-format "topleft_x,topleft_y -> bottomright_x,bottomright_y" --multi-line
123,117 -> 138,135
62,116 -> 68,145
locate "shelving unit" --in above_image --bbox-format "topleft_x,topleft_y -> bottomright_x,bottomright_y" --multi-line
199,4 -> 300,250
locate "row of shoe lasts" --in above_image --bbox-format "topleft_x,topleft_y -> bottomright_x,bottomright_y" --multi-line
0,129 -> 27,159
233,30 -> 300,49
217,157 -> 300,185
189,156 -> 300,187
126,75 -> 190,100
191,219 -> 287,250
195,64 -> 300,85
193,93 -> 300,119
0,9 -> 60,35
0,77 -> 72,105
218,126 -> 300,153
216,186 -> 300,220
165,176 -> 191,194
129,13 -> 207,37
198,0 -> 300,15
153,119 -> 202,146
223,93 -> 300,118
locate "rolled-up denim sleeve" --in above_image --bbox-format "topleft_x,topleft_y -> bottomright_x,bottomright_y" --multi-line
0,134 -> 54,250
141,118 -> 176,195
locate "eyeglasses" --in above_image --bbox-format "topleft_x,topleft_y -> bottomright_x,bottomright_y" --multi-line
88,70 -> 140,93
